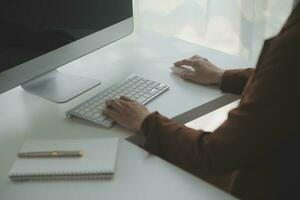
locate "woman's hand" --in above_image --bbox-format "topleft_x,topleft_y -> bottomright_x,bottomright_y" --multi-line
174,55 -> 225,85
103,96 -> 150,132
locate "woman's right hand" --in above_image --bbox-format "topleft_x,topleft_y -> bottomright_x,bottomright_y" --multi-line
174,55 -> 224,85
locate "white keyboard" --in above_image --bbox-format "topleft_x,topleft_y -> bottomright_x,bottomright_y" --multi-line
66,75 -> 169,128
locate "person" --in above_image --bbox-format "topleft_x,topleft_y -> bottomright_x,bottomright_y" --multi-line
103,2 -> 300,200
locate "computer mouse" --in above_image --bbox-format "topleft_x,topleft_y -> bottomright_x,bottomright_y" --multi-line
170,66 -> 186,75
170,66 -> 194,75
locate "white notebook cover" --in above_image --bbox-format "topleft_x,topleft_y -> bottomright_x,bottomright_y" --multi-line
9,138 -> 119,181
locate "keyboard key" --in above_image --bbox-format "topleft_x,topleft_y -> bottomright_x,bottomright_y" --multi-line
143,93 -> 152,98
85,112 -> 93,118
156,84 -> 167,90
79,111 -> 86,115
149,88 -> 159,95
137,96 -> 147,104
91,113 -> 101,120
102,119 -> 113,127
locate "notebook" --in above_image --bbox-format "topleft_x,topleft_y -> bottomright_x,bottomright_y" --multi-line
9,138 -> 119,181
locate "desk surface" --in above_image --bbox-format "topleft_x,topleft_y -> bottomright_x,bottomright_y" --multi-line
0,31 -> 250,199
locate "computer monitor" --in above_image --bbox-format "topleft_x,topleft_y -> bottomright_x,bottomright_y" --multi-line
0,0 -> 133,103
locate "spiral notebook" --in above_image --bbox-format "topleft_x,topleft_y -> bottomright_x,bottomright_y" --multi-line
9,138 -> 119,181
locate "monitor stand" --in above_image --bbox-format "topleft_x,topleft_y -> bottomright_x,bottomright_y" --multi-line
22,70 -> 101,103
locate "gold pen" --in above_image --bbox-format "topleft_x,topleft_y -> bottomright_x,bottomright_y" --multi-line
18,150 -> 84,158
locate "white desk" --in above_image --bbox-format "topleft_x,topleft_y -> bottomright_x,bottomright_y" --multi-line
0,31 -> 250,199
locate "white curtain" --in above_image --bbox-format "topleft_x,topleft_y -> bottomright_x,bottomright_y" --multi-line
133,0 -> 294,60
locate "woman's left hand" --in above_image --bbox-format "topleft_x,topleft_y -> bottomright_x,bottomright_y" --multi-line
103,96 -> 150,132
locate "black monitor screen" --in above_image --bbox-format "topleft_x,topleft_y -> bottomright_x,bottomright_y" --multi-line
0,0 -> 133,73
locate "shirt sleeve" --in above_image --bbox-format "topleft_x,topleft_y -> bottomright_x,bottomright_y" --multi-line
141,112 -> 212,174
220,68 -> 254,95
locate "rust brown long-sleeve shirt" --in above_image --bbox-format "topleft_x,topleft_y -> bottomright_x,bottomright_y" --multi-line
141,5 -> 300,200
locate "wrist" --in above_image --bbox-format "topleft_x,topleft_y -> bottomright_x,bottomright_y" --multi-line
216,70 -> 225,85
136,112 -> 151,133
